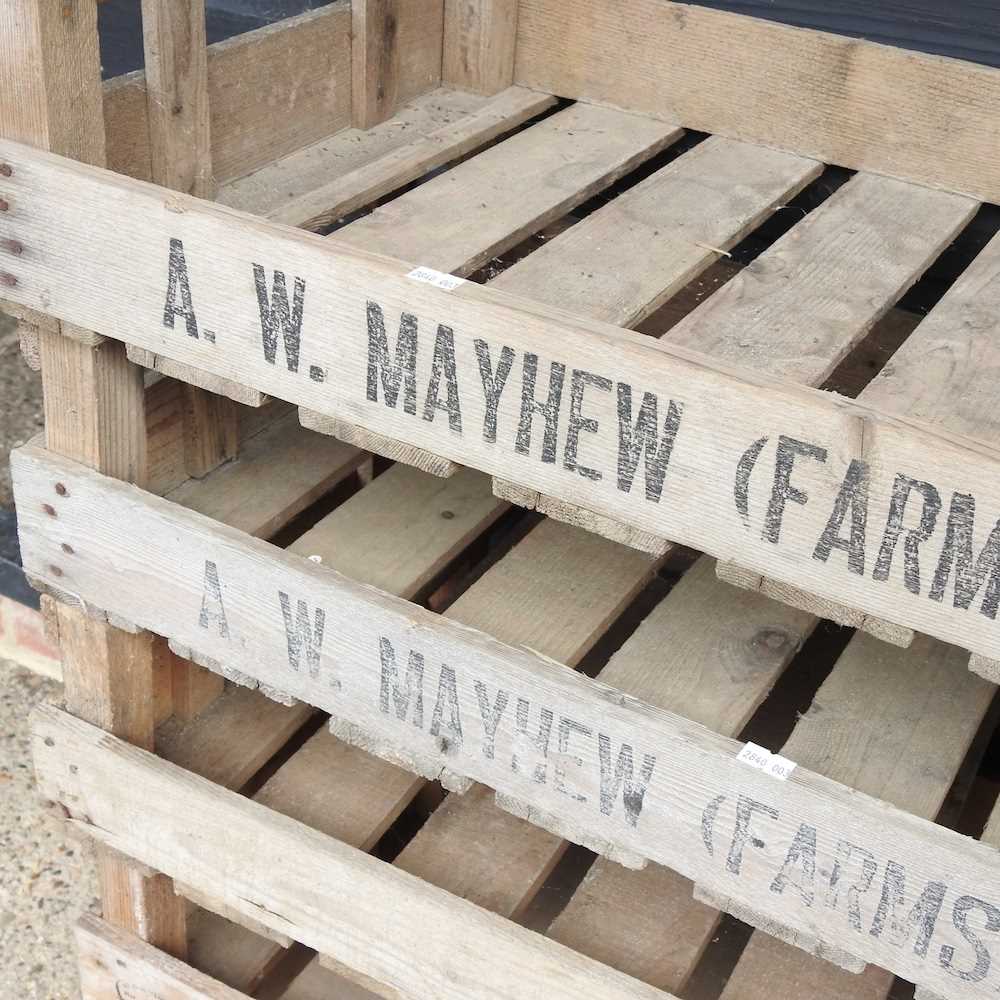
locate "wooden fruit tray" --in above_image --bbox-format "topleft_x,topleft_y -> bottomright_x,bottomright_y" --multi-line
5,2 -> 1000,999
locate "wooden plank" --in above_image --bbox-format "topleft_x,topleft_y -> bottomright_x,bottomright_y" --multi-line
35,706 -> 671,1000
251,87 -> 556,231
77,915 -> 250,1000
103,6 -> 353,185
443,0 -> 520,94
514,0 -> 1000,203
332,102 -> 681,277
218,87 -> 488,220
10,140 -> 1000,662
291,463 -> 506,599
716,633 -> 994,997
17,445 -> 1000,997
352,0 -> 445,129
140,0 -> 213,199
166,413 -> 365,539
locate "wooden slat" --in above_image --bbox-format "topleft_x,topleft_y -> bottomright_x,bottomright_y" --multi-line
9,139 -> 1000,663
246,87 -> 556,231
219,87 -> 485,219
332,102 -> 681,277
34,706 -> 671,1000
716,633 -> 994,998
17,444 -> 1000,998
443,0 -> 520,94
77,915 -> 250,1000
291,463 -> 506,599
166,413 -> 364,539
352,0 -> 445,129
514,0 -> 1000,203
104,6 -> 353,184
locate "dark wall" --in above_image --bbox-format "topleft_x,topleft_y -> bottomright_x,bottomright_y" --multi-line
688,2 -> 1000,68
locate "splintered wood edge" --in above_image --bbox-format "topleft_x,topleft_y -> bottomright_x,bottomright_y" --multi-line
300,408 -> 458,477
692,884 -> 868,973
127,344 -> 268,406
716,562 -> 915,646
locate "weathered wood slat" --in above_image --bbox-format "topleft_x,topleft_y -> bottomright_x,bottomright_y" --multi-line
15,444 -> 1000,997
331,102 -> 681,278
514,0 -> 1000,203
104,6 -> 353,184
7,139 -> 1000,661
248,87 -> 556,231
34,706 -> 671,1000
77,915 -> 250,1000
715,633 -> 994,996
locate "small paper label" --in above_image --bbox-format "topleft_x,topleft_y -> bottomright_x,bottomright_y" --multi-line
736,742 -> 796,781
407,266 -> 466,291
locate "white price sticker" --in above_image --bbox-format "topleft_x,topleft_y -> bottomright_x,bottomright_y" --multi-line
407,266 -> 467,291
736,742 -> 796,781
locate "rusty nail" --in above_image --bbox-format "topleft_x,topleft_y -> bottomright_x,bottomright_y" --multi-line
0,273 -> 17,287
2,238 -> 23,255
0,164 -> 11,177
61,543 -> 74,555
54,483 -> 67,496
49,565 -> 64,577
0,199 -> 8,212
42,503 -> 56,517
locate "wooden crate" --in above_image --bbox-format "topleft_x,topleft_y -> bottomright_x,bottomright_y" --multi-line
4,2 -> 1000,999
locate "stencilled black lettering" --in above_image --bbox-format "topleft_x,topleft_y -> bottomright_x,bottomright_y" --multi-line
366,301 -> 418,414
616,385 -> 683,503
813,459 -> 870,575
511,697 -> 553,784
429,665 -> 463,746
826,839 -> 878,932
253,264 -> 305,372
422,325 -> 462,433
930,493 -> 1000,620
763,436 -> 827,544
873,474 -> 942,594
769,822 -> 818,906
277,591 -> 325,679
597,734 -> 656,828
727,795 -> 779,875
564,369 -> 612,481
869,861 -> 946,958
940,895 -> 1000,984
474,680 -> 510,760
516,353 -> 565,463
197,559 -> 229,637
378,636 -> 424,728
163,238 -> 199,338
475,340 -> 515,444
554,716 -> 591,802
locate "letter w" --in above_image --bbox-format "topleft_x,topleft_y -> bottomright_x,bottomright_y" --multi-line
253,265 -> 305,372
278,592 -> 325,679
598,734 -> 656,827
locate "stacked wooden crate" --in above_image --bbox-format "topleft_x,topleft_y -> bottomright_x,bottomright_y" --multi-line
4,2 -> 1000,998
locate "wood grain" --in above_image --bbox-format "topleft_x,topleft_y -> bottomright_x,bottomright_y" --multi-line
514,0 -> 1000,202
443,0 -> 520,94
352,0 -> 445,128
35,706 -> 671,1000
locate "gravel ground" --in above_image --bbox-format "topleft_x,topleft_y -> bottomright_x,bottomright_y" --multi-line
0,315 -> 44,510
